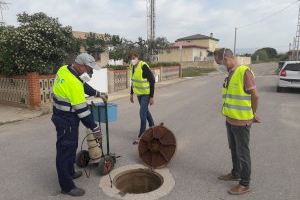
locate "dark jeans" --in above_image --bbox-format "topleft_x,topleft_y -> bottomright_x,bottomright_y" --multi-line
137,95 -> 154,137
52,114 -> 79,192
226,122 -> 251,186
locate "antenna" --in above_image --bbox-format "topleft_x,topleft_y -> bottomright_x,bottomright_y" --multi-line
294,2 -> 300,60
0,1 -> 9,25
146,0 -> 155,41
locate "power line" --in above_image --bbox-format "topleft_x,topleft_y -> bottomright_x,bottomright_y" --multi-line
238,0 -> 299,29
233,0 -> 298,55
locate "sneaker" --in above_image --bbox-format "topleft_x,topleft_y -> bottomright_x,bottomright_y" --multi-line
228,184 -> 251,195
218,173 -> 240,181
132,138 -> 140,145
62,187 -> 85,197
72,171 -> 82,179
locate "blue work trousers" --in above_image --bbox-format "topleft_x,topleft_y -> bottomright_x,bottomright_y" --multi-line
52,114 -> 79,192
137,95 -> 154,137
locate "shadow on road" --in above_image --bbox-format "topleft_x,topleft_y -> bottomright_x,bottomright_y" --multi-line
278,88 -> 300,94
260,85 -> 300,94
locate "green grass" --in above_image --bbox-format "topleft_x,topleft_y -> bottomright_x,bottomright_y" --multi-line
182,67 -> 216,77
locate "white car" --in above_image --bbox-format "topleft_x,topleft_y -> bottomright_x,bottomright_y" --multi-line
277,61 -> 300,92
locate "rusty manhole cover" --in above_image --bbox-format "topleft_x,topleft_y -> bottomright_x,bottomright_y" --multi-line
138,123 -> 176,168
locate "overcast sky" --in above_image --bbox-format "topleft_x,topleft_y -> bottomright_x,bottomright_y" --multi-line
2,0 -> 299,53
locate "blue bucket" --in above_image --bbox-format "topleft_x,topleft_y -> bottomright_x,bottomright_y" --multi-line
90,102 -> 118,123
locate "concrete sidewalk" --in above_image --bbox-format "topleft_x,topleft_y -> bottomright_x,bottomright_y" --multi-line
0,105 -> 43,125
0,77 -> 192,126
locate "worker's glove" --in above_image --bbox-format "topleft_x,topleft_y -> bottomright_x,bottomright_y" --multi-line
96,91 -> 108,102
92,125 -> 102,142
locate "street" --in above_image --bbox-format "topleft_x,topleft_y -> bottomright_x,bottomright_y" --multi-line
0,63 -> 299,200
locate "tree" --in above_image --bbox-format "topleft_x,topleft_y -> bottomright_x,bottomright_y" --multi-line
148,37 -> 170,55
278,53 -> 288,61
83,32 -> 106,61
252,49 -> 268,62
251,47 -> 278,62
108,39 -> 135,63
0,12 -> 80,75
108,36 -> 170,64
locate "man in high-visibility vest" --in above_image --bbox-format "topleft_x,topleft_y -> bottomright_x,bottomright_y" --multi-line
52,53 -> 107,196
129,53 -> 155,145
214,48 -> 260,195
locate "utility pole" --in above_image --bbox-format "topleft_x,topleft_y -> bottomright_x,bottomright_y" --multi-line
233,27 -> 237,56
0,1 -> 9,26
179,45 -> 182,77
295,2 -> 300,60
292,37 -> 296,60
146,0 -> 155,41
146,0 -> 156,62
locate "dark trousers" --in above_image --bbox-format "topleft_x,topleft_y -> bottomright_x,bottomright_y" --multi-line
226,122 -> 251,186
52,114 -> 79,192
137,95 -> 154,137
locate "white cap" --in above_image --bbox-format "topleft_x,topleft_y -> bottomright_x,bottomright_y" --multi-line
75,53 -> 101,70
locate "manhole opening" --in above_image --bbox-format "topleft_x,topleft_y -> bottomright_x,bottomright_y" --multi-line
113,168 -> 164,194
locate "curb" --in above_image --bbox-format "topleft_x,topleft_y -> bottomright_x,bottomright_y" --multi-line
0,111 -> 44,126
0,77 -> 193,125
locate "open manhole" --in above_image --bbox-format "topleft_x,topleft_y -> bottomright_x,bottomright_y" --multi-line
100,124 -> 176,200
113,168 -> 163,194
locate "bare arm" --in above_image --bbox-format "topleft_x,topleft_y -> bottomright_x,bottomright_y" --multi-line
248,89 -> 258,114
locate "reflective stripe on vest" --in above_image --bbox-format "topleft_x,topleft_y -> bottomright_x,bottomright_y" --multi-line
222,65 -> 254,120
130,61 -> 150,95
77,110 -> 91,118
53,102 -> 74,112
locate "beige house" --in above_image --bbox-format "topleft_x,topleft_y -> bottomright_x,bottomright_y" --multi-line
72,31 -> 110,66
158,33 -> 219,63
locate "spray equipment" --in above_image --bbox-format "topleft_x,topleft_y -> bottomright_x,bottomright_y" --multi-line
76,97 -> 119,176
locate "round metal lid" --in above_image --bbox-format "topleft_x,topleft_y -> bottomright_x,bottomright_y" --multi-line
138,123 -> 177,169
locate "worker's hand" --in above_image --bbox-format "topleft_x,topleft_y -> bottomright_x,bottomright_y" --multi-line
149,97 -> 154,106
130,95 -> 134,103
100,94 -> 108,102
92,125 -> 102,141
96,91 -> 108,102
253,115 -> 261,123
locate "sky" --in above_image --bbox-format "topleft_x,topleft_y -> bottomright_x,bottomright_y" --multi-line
1,0 -> 299,53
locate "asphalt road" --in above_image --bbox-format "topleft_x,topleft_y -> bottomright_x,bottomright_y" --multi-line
0,62 -> 299,200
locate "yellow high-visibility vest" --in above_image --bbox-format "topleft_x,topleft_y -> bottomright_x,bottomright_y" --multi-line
52,65 -> 91,118
130,61 -> 150,95
222,65 -> 254,120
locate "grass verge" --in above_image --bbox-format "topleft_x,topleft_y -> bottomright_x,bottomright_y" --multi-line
182,67 -> 216,77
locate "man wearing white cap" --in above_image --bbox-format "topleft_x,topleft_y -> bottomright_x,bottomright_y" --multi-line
51,53 -> 106,196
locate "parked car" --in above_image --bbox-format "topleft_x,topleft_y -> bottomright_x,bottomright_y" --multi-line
277,61 -> 300,92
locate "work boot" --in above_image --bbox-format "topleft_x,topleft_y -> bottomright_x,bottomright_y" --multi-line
218,173 -> 240,181
62,187 -> 85,197
228,184 -> 251,195
72,171 -> 83,179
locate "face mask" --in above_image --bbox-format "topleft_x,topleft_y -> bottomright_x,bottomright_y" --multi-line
88,70 -> 93,78
217,49 -> 228,74
79,72 -> 91,82
217,64 -> 228,74
131,59 -> 139,66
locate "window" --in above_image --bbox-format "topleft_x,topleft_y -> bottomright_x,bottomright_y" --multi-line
284,63 -> 300,71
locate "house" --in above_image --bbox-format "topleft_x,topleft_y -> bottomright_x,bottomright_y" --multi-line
72,31 -> 111,66
158,33 -> 219,63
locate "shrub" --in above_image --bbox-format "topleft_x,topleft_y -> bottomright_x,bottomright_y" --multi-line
0,12 -> 80,75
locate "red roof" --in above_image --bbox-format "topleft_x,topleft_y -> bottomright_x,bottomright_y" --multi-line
169,41 -> 208,49
170,44 -> 208,49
